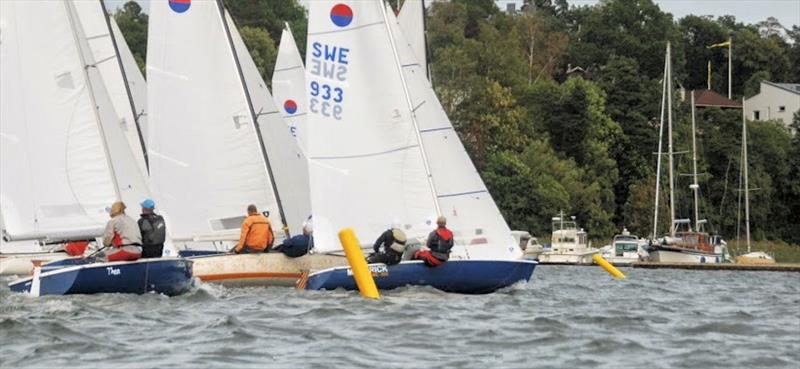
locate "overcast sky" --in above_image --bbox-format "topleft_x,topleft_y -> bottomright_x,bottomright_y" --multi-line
106,0 -> 800,28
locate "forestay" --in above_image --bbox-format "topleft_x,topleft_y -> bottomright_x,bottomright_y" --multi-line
0,1 -> 142,241
387,6 -> 520,260
397,0 -> 429,82
73,1 -> 148,178
110,16 -> 149,162
225,11 -> 311,236
306,1 -> 438,253
272,24 -> 309,151
147,0 -> 283,239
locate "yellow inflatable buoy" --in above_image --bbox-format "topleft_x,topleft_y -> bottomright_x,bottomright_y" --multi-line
592,254 -> 626,279
339,228 -> 380,299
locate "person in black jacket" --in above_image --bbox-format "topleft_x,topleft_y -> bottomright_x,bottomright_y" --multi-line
366,222 -> 406,266
414,216 -> 454,267
138,199 -> 167,258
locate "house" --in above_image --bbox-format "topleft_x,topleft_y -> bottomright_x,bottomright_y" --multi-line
691,89 -> 742,109
744,81 -> 800,127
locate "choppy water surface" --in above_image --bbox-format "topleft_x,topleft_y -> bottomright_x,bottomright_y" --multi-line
1,266 -> 798,368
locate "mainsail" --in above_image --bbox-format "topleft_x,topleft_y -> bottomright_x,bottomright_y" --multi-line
147,0 -> 284,240
225,11 -> 311,235
272,23 -> 309,151
306,1 -> 438,253
0,0 -> 149,241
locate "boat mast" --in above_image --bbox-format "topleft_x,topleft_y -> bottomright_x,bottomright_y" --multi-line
63,0 -> 121,201
380,2 -> 441,215
652,44 -> 668,239
216,0 -> 290,236
690,91 -> 700,231
666,42 -> 676,237
742,99 -> 751,253
99,0 -> 149,173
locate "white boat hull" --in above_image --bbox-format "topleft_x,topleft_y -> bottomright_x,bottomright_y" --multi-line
537,250 -> 598,265
649,249 -> 723,264
191,252 -> 348,287
0,252 -> 72,276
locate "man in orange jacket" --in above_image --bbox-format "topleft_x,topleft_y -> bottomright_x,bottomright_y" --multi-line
233,204 -> 274,254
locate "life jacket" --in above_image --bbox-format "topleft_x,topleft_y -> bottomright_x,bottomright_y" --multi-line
64,241 -> 88,256
389,228 -> 407,253
430,227 -> 454,261
112,231 -> 123,247
139,214 -> 167,246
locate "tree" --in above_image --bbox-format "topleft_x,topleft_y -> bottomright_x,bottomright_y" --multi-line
238,26 -> 277,85
114,1 -> 148,73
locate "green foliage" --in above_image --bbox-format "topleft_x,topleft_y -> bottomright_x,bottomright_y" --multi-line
113,1 -> 148,73
238,26 -> 277,86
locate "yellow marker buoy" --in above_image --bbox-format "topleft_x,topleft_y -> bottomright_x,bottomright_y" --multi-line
339,228 -> 380,299
592,254 -> 626,279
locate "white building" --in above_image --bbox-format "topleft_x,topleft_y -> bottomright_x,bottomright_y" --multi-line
744,81 -> 800,127
495,0 -> 524,12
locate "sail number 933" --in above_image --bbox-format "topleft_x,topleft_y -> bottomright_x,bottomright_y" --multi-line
309,81 -> 343,120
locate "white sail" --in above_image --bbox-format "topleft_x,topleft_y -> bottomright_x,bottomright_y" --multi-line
272,24 -> 308,150
73,1 -> 148,178
306,1 -> 438,253
1,1 -> 122,240
226,10 -> 311,236
110,16 -> 149,163
147,0 -> 283,239
397,0 -> 429,81
387,7 -> 518,260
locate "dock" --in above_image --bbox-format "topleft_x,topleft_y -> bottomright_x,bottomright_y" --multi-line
536,261 -> 800,272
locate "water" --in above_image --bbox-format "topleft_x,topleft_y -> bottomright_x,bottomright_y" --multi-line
1,266 -> 798,368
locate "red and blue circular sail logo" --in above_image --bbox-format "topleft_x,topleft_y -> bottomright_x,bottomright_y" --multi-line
330,4 -> 353,27
169,0 -> 191,13
283,100 -> 298,114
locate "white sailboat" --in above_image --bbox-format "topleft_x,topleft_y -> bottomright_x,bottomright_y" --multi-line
0,0 -> 152,275
272,23 -> 309,151
648,42 -> 727,264
147,0 -> 344,286
303,1 -> 534,294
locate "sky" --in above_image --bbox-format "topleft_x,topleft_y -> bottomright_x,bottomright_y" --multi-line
106,0 -> 800,28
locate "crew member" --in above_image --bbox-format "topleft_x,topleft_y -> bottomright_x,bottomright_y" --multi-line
102,201 -> 142,262
234,204 -> 273,254
273,219 -> 313,258
413,216 -> 453,267
366,221 -> 406,266
138,198 -> 167,258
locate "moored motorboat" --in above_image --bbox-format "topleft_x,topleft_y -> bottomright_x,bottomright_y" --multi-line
8,258 -> 193,296
600,228 -> 648,265
305,259 -> 537,294
538,212 -> 599,264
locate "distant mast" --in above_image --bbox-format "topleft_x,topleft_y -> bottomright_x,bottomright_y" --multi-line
741,99 -> 751,253
690,91 -> 700,232
666,42 -> 676,237
652,43 -> 668,239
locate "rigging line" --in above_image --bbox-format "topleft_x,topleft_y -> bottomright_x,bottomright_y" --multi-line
309,21 -> 384,36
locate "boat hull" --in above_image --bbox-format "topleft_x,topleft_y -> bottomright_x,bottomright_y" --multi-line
305,259 -> 537,294
0,252 -> 72,275
191,252 -> 348,287
8,258 -> 193,296
649,249 -> 723,264
537,251 -> 598,265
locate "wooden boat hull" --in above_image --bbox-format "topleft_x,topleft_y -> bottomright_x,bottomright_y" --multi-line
0,252 -> 72,276
190,253 -> 348,287
305,259 -> 537,294
8,258 -> 193,296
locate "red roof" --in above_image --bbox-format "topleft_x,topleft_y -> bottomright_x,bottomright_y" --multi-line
692,89 -> 742,109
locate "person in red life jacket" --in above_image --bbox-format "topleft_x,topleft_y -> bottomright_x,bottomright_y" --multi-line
413,216 -> 454,267
102,201 -> 142,262
233,204 -> 274,254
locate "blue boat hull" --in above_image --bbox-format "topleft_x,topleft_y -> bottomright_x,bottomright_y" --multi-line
8,258 -> 194,296
305,259 -> 537,294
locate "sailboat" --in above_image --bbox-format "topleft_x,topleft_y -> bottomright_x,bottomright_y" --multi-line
147,0 -> 346,286
734,101 -> 775,265
648,42 -> 728,264
3,0 -> 192,296
302,1 -> 535,294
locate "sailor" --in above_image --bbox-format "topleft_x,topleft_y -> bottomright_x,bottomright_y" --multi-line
102,201 -> 143,262
273,218 -> 313,258
366,221 -> 406,266
413,216 -> 454,267
137,198 -> 167,258
233,204 -> 274,254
